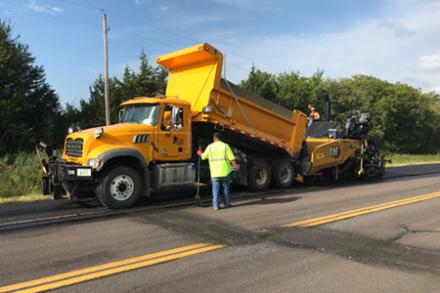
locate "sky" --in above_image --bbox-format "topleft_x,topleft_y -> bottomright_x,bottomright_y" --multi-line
1,0 -> 440,106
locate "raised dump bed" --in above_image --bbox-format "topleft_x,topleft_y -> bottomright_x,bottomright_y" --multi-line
156,43 -> 308,158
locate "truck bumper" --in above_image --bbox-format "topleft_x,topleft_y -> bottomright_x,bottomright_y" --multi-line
42,162 -> 94,197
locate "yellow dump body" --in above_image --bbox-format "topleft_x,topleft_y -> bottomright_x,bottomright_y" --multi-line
157,43 -> 308,156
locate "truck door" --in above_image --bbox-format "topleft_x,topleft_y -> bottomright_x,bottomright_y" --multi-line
155,104 -> 191,161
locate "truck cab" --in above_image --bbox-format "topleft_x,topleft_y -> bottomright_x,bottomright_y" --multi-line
49,97 -> 195,209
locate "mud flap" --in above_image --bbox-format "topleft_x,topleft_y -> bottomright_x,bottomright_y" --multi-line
42,176 -> 52,195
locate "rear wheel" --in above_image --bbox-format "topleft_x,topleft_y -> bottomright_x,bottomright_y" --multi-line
272,160 -> 294,188
248,159 -> 271,191
96,166 -> 141,209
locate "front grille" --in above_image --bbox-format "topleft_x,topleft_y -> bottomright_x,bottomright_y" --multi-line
65,138 -> 83,157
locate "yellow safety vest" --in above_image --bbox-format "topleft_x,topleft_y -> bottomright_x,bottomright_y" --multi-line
201,141 -> 235,178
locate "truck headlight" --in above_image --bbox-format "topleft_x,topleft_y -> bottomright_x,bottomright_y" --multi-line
87,158 -> 103,170
94,127 -> 104,138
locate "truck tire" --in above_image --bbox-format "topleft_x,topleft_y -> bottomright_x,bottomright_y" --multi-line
272,160 -> 294,188
248,159 -> 271,191
96,166 -> 141,209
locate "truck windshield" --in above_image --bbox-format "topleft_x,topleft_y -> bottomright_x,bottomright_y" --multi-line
119,104 -> 160,125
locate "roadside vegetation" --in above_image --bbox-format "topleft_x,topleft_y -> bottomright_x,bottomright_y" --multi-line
0,193 -> 47,204
0,153 -> 44,201
388,153 -> 440,166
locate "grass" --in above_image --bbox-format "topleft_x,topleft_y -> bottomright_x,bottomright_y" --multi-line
0,153 -> 43,200
388,153 -> 440,166
0,193 -> 49,204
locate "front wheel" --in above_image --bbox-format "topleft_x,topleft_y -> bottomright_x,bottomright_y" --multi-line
96,166 -> 141,209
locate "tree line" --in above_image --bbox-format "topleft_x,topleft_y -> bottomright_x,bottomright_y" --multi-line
1,21 -> 439,156
240,66 -> 440,153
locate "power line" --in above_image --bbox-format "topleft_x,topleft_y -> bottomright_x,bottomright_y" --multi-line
110,14 -> 274,68
2,1 -> 258,80
47,0 -> 272,68
110,27 -> 180,51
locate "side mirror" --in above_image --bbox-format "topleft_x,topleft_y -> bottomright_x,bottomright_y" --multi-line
171,106 -> 179,125
171,106 -> 183,130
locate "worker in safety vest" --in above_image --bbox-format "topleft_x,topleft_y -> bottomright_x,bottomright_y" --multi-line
197,132 -> 239,210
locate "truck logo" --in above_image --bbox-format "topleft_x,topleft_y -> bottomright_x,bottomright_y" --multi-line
329,146 -> 340,157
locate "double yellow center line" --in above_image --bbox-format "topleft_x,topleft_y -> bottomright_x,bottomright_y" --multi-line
3,190 -> 440,292
283,191 -> 440,228
0,243 -> 224,293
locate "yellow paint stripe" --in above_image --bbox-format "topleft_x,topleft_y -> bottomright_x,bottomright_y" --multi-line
284,191 -> 440,227
0,243 -> 212,293
283,191 -> 440,228
14,244 -> 224,293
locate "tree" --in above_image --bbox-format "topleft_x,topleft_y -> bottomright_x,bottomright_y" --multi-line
276,70 -> 326,112
240,65 -> 278,101
240,65 -> 440,153
323,76 -> 440,153
66,50 -> 168,129
0,21 -> 64,155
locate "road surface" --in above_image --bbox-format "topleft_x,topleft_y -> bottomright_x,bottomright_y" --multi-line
1,164 -> 440,292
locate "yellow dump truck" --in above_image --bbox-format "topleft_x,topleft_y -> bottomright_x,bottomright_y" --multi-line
38,43 -> 384,209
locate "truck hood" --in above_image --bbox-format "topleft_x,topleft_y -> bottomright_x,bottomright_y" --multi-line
63,123 -> 155,165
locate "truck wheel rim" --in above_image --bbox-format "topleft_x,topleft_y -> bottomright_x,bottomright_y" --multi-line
256,168 -> 268,185
110,175 -> 134,201
279,165 -> 292,184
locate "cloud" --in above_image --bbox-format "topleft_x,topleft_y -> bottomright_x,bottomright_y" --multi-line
26,0 -> 63,15
376,20 -> 413,38
134,0 -> 147,5
211,0 -> 440,93
160,4 -> 177,11
209,0 -> 261,9
177,15 -> 225,29
419,54 -> 440,72
431,87 -> 440,93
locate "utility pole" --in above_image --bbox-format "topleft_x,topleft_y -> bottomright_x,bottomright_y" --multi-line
102,10 -> 110,125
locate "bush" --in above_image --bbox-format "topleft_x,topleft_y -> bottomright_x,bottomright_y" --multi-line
0,153 -> 42,198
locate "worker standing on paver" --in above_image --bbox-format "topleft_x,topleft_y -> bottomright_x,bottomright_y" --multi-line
198,132 -> 239,210
308,106 -> 321,126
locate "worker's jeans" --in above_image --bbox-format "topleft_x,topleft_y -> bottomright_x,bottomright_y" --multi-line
211,176 -> 231,209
